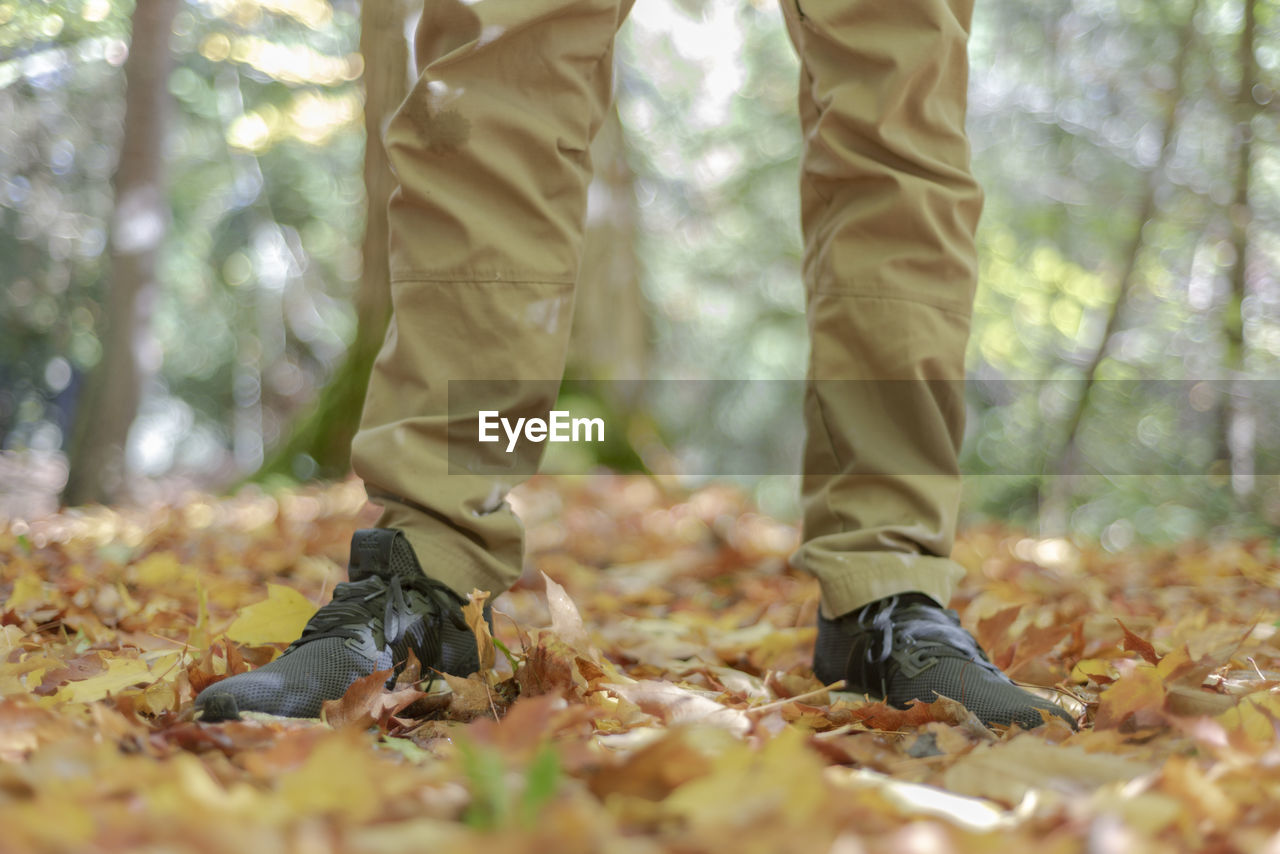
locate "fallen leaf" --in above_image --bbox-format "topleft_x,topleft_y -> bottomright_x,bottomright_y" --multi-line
225,584 -> 317,646
1118,620 -> 1160,665
827,766 -> 1016,832
442,671 -> 500,721
942,736 -> 1157,805
1094,664 -> 1167,730
321,668 -> 426,730
588,727 -> 718,801
53,654 -> 178,704
464,588 -> 496,673
603,680 -> 749,736
541,571 -> 590,650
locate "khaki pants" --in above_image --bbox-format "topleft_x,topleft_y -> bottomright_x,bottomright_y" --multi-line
350,0 -> 983,617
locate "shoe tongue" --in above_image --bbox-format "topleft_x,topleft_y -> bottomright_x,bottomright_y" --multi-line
347,528 -> 423,583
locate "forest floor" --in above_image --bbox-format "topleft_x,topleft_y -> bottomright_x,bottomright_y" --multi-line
4,475 -> 1280,853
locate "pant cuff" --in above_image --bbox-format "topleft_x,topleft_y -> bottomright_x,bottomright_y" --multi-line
798,550 -> 967,618
374,503 -> 520,600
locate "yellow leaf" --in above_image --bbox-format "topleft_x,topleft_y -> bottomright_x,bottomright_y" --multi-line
132,552 -> 190,587
0,624 -> 25,650
3,574 -> 49,616
53,655 -> 178,704
226,583 -> 316,646
0,656 -> 58,696
662,727 -> 829,828
1095,665 -> 1166,729
1215,692 -> 1280,743
277,729 -> 386,820
1070,658 -> 1112,682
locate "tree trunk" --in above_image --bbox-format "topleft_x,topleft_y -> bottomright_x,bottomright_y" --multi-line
1218,0 -> 1258,501
63,0 -> 178,505
256,0 -> 411,481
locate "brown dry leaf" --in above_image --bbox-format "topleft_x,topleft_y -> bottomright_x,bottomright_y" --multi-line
1094,663 -> 1167,730
836,696 -> 986,733
441,671 -> 499,721
604,679 -> 750,736
541,570 -> 590,650
1005,621 -> 1072,676
516,631 -> 606,700
942,736 -> 1157,805
588,727 -> 719,801
463,588 -> 496,673
1118,619 -> 1161,665
321,668 -> 426,730
976,604 -> 1022,668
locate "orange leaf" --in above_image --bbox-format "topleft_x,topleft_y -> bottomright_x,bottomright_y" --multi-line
976,605 -> 1021,668
1095,665 -> 1166,729
1117,620 -> 1160,665
844,696 -> 983,732
321,668 -> 425,730
1007,622 -> 1072,676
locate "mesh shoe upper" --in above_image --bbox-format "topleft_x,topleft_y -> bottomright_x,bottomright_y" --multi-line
814,593 -> 1076,730
195,528 -> 480,721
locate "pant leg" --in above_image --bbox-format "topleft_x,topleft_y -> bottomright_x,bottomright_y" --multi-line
780,0 -> 984,616
351,0 -> 633,597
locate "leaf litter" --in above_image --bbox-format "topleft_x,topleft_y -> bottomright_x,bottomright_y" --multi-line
3,476 -> 1280,851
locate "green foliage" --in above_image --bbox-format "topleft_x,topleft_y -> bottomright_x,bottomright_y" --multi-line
458,737 -> 563,831
2,0 -> 364,475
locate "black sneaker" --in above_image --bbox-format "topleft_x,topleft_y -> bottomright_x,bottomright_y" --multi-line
814,593 -> 1076,730
195,528 -> 481,721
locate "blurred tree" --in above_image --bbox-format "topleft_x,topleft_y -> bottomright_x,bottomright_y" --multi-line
1218,0 -> 1260,501
63,0 -> 179,505
255,0 -> 409,481
1039,0 -> 1203,533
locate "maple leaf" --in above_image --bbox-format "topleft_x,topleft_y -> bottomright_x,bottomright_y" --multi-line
1117,619 -> 1161,665
1094,663 -> 1166,730
839,696 -> 985,733
225,584 -> 317,646
976,604 -> 1021,669
321,668 -> 426,731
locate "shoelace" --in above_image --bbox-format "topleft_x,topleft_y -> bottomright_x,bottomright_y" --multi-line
282,572 -> 468,681
844,595 -> 1006,695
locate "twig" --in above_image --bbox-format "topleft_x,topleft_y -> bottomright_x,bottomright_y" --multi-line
746,680 -> 846,716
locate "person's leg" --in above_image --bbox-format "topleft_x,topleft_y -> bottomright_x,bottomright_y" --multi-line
355,0 -> 634,600
196,0 -> 632,719
780,0 -> 1073,727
